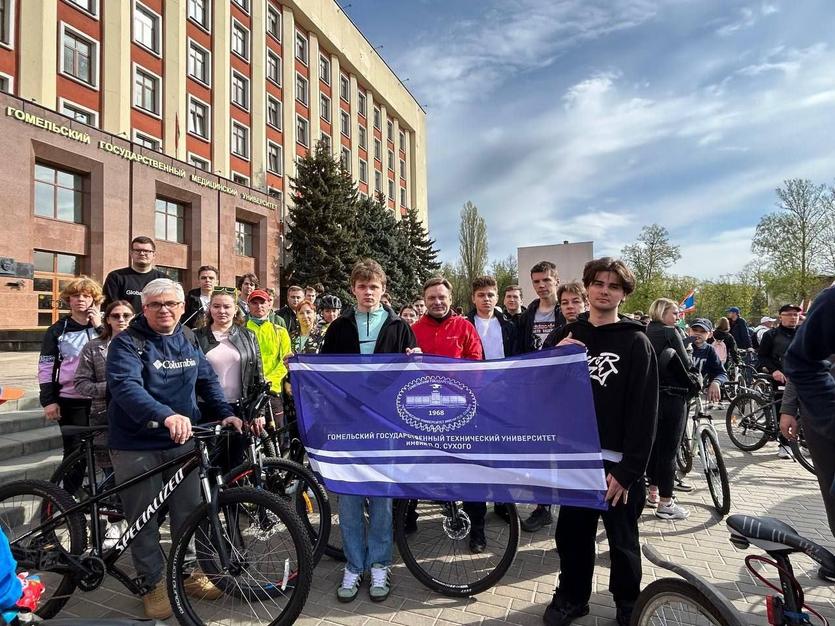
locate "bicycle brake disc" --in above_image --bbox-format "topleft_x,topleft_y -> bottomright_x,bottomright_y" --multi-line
442,509 -> 471,541
242,509 -> 282,541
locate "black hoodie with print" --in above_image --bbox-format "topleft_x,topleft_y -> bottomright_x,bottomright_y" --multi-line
549,315 -> 659,489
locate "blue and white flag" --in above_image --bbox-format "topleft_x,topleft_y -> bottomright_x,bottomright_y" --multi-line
288,345 -> 607,509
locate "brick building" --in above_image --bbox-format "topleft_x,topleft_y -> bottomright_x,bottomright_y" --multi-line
0,0 -> 427,330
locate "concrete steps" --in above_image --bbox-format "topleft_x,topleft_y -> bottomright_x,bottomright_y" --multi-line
0,408 -> 64,485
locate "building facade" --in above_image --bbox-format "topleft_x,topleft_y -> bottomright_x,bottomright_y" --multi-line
0,0 -> 427,330
517,242 -> 594,305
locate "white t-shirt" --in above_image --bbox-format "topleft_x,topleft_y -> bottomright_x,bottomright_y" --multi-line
533,307 -> 556,350
199,294 -> 210,310
205,331 -> 242,402
474,315 -> 505,360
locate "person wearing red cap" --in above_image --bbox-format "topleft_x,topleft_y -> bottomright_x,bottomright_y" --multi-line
245,289 -> 291,430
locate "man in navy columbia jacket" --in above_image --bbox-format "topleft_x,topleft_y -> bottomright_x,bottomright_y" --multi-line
106,278 -> 238,619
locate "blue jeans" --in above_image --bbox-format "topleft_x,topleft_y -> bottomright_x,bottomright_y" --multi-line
338,495 -> 393,574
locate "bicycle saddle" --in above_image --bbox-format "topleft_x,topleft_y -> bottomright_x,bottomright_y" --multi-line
727,514 -> 835,571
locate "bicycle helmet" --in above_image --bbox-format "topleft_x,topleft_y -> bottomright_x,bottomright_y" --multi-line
319,294 -> 342,310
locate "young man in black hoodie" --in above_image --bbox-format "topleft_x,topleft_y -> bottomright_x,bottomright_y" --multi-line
543,257 -> 658,626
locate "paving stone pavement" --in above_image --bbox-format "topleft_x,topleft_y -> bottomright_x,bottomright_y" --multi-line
46,422 -> 833,626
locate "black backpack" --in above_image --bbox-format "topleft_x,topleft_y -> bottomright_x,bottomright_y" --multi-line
659,347 -> 702,398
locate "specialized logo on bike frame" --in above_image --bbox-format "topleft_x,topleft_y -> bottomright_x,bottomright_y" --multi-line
396,376 -> 477,433
587,352 -> 620,386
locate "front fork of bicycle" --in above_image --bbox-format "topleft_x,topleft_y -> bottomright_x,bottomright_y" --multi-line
198,438 -> 235,573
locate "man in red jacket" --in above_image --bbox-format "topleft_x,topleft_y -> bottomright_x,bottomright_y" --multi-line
412,277 -> 483,359
411,276 -> 492,551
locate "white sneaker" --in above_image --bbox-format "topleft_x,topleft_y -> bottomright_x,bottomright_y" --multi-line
777,446 -> 791,459
655,501 -> 690,520
103,520 -> 128,550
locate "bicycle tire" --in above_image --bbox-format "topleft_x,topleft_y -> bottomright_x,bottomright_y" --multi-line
225,457 -> 330,565
792,422 -> 816,475
676,415 -> 693,475
725,393 -> 771,451
393,499 -> 519,596
322,488 -> 346,562
0,479 -> 87,619
700,429 -> 731,516
632,578 -> 734,626
168,486 -> 313,626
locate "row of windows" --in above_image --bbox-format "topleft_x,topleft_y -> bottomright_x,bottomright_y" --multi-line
32,161 -> 260,251
42,3 -> 409,156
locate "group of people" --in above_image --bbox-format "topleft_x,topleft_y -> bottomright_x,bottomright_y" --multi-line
33,234 -> 835,625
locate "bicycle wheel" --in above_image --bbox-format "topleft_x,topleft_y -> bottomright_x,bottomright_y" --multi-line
632,578 -> 734,626
225,457 -> 330,565
168,486 -> 313,626
792,421 -> 815,475
322,488 -> 346,561
725,393 -> 771,451
676,417 -> 693,475
393,499 -> 519,596
699,429 -> 731,516
0,480 -> 87,619
50,447 -> 124,524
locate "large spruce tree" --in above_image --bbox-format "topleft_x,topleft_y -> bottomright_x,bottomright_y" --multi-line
286,143 -> 358,303
355,193 -> 406,302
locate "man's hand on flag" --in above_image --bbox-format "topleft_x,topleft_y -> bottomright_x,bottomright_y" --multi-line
557,332 -> 586,349
605,473 -> 628,506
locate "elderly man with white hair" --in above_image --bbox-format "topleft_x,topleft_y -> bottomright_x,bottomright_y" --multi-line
106,278 -> 240,620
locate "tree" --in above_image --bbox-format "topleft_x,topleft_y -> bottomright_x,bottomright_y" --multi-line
355,192 -> 405,302
752,179 -> 831,302
440,261 -> 470,311
490,255 -> 518,301
621,224 -> 681,285
285,143 -> 359,304
396,205 -> 440,300
458,201 -> 488,288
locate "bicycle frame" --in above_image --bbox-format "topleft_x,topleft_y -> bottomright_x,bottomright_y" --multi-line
13,432 -> 224,596
687,395 -> 719,460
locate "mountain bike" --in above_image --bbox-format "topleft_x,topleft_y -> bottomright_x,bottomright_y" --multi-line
725,380 -> 815,474
633,513 -> 835,625
676,391 -> 731,515
0,422 -> 313,626
221,382 -> 333,566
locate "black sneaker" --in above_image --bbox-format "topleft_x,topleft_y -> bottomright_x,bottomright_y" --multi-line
674,478 -> 694,492
616,605 -> 633,626
819,567 -> 835,584
469,530 -> 486,554
543,593 -> 589,626
493,503 -> 512,524
521,505 -> 552,532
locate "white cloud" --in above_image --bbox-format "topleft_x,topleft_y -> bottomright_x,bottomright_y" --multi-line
395,0 -> 664,107
715,3 -> 779,37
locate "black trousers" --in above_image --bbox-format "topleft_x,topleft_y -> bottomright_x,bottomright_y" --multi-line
647,393 -> 688,498
555,474 -> 646,608
57,397 -> 91,496
803,417 -> 835,538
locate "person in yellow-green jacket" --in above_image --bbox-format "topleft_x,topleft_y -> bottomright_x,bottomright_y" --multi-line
245,289 -> 291,431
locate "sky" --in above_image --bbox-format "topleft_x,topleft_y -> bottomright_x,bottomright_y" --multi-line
344,0 -> 835,279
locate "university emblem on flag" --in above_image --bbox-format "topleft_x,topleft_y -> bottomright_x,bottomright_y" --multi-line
396,376 -> 477,433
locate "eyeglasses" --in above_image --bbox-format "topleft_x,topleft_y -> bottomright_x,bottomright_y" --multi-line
131,249 -> 155,255
109,313 -> 132,320
213,286 -> 238,296
145,301 -> 182,311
